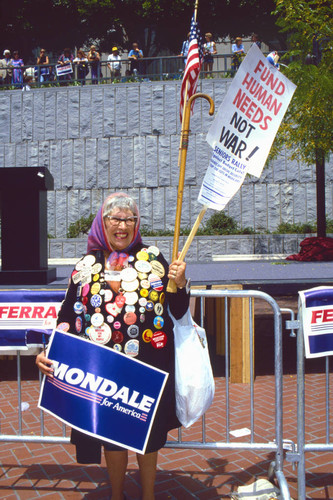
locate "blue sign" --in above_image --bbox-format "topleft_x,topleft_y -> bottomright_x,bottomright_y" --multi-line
38,330 -> 168,453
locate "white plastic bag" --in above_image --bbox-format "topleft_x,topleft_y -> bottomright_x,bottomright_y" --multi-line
170,307 -> 215,428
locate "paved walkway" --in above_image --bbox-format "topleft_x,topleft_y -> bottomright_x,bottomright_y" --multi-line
0,369 -> 332,500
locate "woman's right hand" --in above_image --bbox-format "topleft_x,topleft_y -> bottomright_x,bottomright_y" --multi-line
36,352 -> 54,377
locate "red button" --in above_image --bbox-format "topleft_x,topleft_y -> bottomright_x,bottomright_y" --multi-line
151,331 -> 167,349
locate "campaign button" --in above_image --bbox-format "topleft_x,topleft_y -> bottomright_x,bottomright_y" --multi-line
150,279 -> 164,292
124,339 -> 139,357
128,255 -> 135,262
148,252 -> 157,261
82,296 -> 88,305
150,261 -> 165,278
95,307 -> 101,313
83,255 -> 96,267
127,325 -> 139,338
137,272 -> 148,280
147,245 -> 160,257
145,301 -> 154,312
124,312 -> 137,325
105,302 -> 121,317
82,283 -> 90,297
93,273 -> 100,282
105,270 -> 121,281
89,323 -> 112,345
140,279 -> 150,289
142,329 -> 153,342
91,282 -> 101,295
159,292 -> 165,304
72,270 -> 82,284
112,330 -> 124,343
138,297 -> 147,307
149,290 -> 159,302
139,306 -> 146,314
90,294 -> 102,308
121,279 -> 139,292
85,326 -> 92,336
85,313 -> 91,321
140,288 -> 149,298
120,267 -> 138,282
107,315 -> 114,323
114,321 -> 121,330
154,303 -> 164,316
140,313 -> 145,323
148,272 -> 159,281
135,260 -> 151,274
75,316 -> 83,333
91,312 -> 104,327
113,343 -> 122,352
74,301 -> 84,314
136,250 -> 149,261
115,294 -> 126,308
75,259 -> 85,271
153,316 -> 164,329
151,331 -> 167,349
124,291 -> 138,305
104,289 -> 113,302
92,263 -> 102,274
57,322 -> 70,332
125,304 -> 136,313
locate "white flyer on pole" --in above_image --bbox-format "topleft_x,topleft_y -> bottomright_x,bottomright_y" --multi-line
198,44 -> 296,211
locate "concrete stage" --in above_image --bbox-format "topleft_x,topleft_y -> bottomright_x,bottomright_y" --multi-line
2,258 -> 333,296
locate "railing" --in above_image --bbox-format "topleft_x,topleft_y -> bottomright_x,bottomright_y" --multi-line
0,53 -> 251,89
0,288 -> 292,499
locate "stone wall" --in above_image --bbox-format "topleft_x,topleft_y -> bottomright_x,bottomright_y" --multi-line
0,79 -> 332,240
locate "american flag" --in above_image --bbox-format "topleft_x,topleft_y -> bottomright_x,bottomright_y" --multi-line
179,15 -> 204,122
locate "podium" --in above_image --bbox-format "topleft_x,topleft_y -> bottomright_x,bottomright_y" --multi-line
0,167 -> 56,285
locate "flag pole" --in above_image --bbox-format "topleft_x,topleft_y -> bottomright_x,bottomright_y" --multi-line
171,0 -> 199,268
167,92 -> 214,293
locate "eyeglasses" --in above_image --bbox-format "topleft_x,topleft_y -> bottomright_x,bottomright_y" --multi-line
106,215 -> 137,226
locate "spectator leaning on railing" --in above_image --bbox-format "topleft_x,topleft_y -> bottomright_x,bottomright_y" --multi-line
0,49 -> 13,84
107,46 -> 122,81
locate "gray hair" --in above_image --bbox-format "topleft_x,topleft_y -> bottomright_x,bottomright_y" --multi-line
103,195 -> 137,218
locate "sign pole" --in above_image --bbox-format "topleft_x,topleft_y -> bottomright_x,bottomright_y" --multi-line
167,92 -> 214,292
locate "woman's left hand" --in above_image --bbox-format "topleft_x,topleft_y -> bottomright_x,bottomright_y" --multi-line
168,259 -> 187,289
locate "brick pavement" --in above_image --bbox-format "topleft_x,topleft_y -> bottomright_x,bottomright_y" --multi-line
0,370 -> 332,500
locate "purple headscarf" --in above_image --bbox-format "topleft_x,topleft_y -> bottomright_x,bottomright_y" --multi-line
87,192 -> 142,254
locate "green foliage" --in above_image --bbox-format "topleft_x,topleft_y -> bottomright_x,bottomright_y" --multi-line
67,213 -> 95,238
271,0 -> 333,164
1,0 -> 283,62
274,221 -> 315,234
274,219 -> 333,234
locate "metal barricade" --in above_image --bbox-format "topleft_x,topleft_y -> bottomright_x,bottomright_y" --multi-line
285,313 -> 333,500
0,289 -> 291,499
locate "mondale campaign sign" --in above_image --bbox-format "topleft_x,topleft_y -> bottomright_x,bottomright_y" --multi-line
38,330 -> 168,453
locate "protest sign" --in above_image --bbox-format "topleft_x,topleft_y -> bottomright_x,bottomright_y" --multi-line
38,330 -> 168,454
299,287 -> 333,358
198,44 -> 296,211
56,62 -> 73,76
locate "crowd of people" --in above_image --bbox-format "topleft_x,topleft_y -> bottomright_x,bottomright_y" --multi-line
0,42 -> 145,88
0,34 -> 276,89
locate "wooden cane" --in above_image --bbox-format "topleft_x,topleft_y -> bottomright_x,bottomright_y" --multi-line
167,93 -> 214,293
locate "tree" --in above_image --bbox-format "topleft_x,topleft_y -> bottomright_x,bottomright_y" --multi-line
272,0 -> 333,237
0,0 -> 283,62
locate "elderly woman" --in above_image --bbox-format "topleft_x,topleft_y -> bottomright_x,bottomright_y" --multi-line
36,192 -> 190,500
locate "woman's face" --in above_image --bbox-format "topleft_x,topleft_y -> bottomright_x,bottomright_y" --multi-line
104,207 -> 136,251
